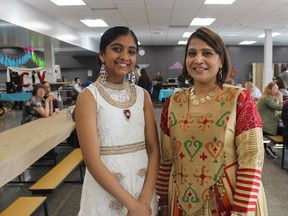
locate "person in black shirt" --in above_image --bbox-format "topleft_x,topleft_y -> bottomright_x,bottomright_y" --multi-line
10,72 -> 23,109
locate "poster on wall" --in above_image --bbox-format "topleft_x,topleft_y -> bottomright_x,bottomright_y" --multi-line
7,65 -> 61,91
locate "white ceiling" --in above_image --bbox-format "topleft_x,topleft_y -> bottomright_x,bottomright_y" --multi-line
1,0 -> 288,55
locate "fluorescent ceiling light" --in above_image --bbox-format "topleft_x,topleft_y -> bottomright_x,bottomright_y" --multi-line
178,41 -> 187,45
80,19 -> 108,27
50,0 -> 85,6
57,34 -> 78,41
204,0 -> 235,4
182,32 -> 192,38
190,18 -> 215,26
24,22 -> 51,30
258,32 -> 281,38
138,41 -> 141,45
239,41 -> 257,45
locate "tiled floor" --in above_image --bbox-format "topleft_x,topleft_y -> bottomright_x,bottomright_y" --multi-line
1,105 -> 288,215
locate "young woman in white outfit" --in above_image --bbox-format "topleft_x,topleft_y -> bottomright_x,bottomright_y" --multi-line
76,26 -> 159,216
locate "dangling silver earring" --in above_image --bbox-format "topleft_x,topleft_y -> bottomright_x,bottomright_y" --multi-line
130,70 -> 136,85
218,68 -> 223,81
99,64 -> 107,83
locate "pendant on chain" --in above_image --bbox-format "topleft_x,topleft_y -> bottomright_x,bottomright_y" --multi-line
123,109 -> 131,121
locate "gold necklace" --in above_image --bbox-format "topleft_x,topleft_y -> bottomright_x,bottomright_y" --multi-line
94,79 -> 136,121
189,86 -> 218,106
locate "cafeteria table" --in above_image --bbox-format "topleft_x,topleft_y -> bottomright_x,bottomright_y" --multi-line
158,89 -> 176,101
0,107 -> 75,188
0,92 -> 32,101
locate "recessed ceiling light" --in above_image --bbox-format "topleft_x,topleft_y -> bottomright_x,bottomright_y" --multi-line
258,32 -> 281,38
80,19 -> 108,27
50,0 -> 86,6
138,41 -> 141,45
204,0 -> 235,4
182,32 -> 192,38
190,18 -> 215,26
178,41 -> 187,45
239,41 -> 257,45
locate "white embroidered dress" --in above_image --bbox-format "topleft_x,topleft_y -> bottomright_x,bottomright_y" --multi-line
78,80 -> 158,216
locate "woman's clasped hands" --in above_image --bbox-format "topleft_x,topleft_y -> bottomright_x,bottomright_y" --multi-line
127,200 -> 152,216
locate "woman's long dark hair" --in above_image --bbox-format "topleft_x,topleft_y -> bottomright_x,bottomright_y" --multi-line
140,68 -> 152,83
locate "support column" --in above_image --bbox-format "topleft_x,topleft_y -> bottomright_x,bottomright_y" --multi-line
263,29 -> 273,90
44,36 -> 55,83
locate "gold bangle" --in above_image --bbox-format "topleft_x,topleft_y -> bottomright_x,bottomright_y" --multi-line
230,211 -> 247,216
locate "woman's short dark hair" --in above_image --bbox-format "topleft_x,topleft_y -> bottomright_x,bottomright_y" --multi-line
276,76 -> 288,89
32,84 -> 45,96
97,26 -> 139,65
181,27 -> 231,86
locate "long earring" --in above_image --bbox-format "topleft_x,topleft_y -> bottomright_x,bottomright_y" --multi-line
130,70 -> 136,85
99,64 -> 107,83
218,68 -> 223,81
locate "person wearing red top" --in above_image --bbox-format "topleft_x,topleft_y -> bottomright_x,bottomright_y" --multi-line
156,27 -> 268,216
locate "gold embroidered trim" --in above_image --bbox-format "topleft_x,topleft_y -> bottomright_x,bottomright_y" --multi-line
112,172 -> 125,182
94,79 -> 136,109
136,168 -> 147,178
109,200 -> 123,211
100,141 -> 145,155
97,77 -> 129,90
235,128 -> 264,169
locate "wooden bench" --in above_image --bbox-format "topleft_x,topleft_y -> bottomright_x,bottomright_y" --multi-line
0,196 -> 48,216
265,135 -> 287,170
29,148 -> 83,195
266,135 -> 283,144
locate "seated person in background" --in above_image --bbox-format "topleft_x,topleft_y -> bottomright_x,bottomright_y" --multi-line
275,76 -> 288,100
257,82 -> 283,158
72,77 -> 82,103
282,99 -> 288,149
21,84 -> 54,124
281,100 -> 288,149
43,81 -> 59,112
0,101 -> 5,118
245,81 -> 262,101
